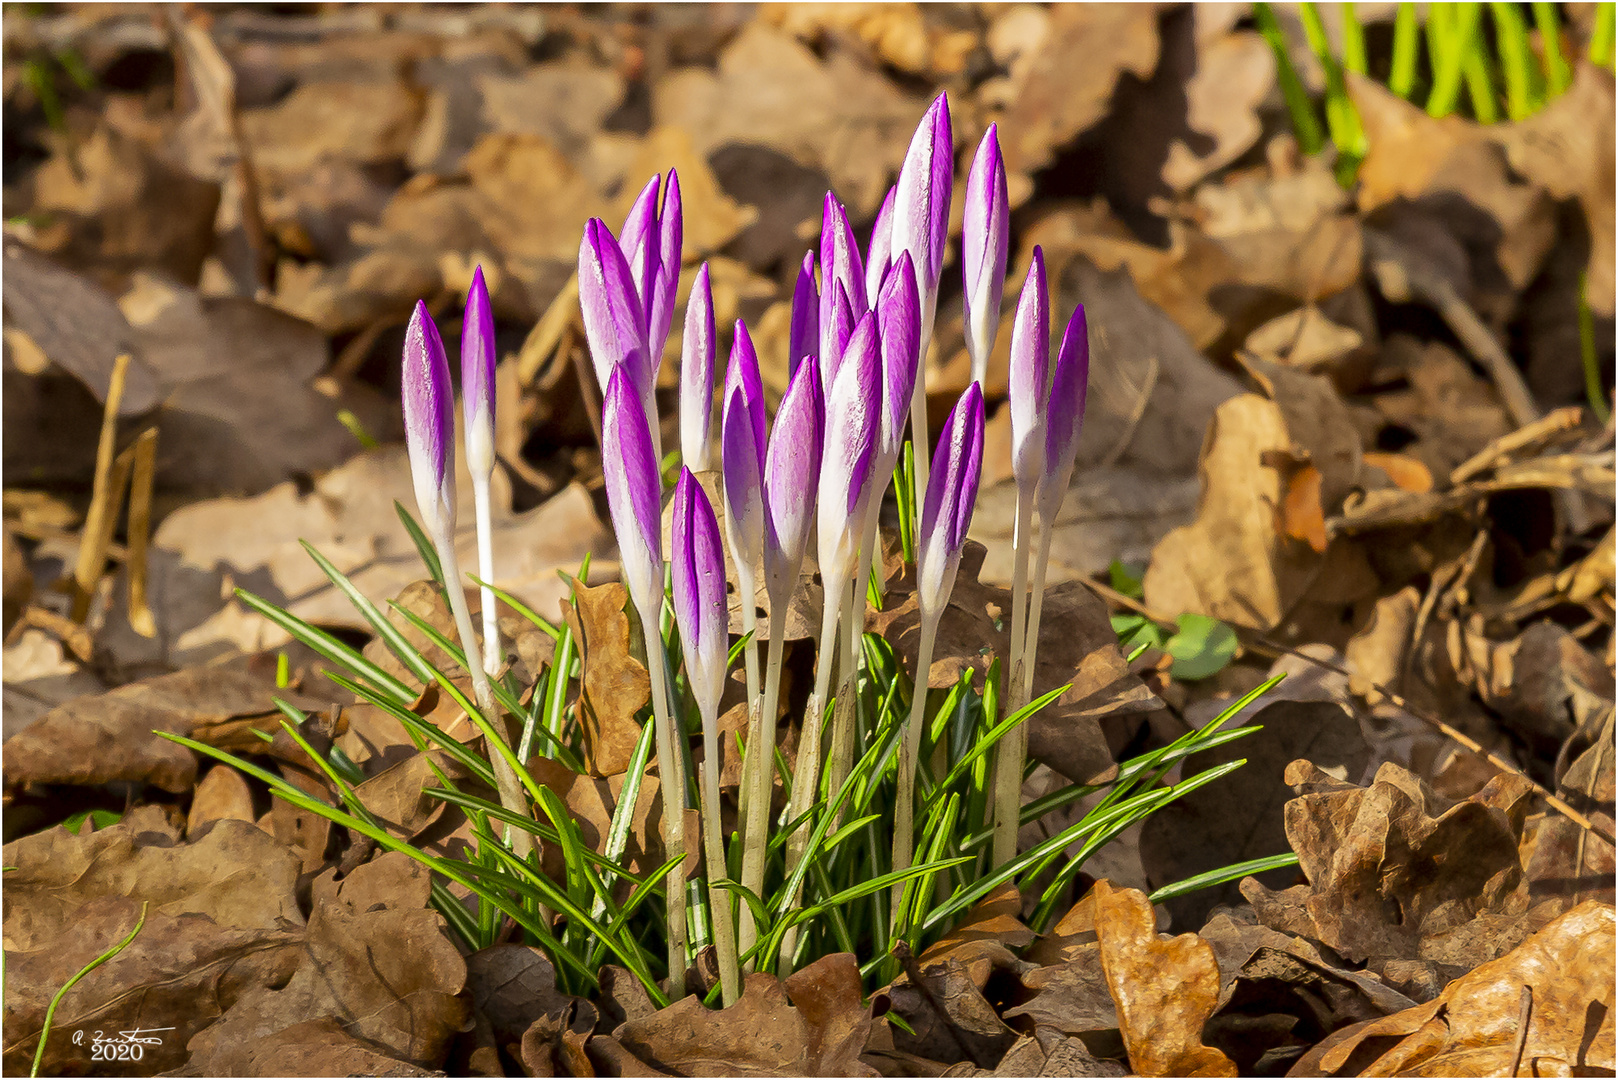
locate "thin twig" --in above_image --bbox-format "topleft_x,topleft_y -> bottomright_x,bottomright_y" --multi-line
1508,984 -> 1533,1077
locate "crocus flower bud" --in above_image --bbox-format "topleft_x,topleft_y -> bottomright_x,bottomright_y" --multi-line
579,218 -> 649,406
724,320 -> 767,463
822,283 -> 856,388
962,124 -> 1009,386
917,383 -> 985,620
865,185 -> 896,306
892,93 -> 953,327
1008,248 -> 1050,496
875,251 -> 921,470
403,301 -> 456,537
461,266 -> 497,481
820,194 -> 867,339
680,263 -> 716,471
1038,305 -> 1090,525
816,311 -> 882,584
649,169 -> 683,371
601,365 -> 665,618
789,251 -> 819,376
721,383 -> 764,577
672,467 -> 729,723
621,175 -> 661,307
763,360 -> 824,602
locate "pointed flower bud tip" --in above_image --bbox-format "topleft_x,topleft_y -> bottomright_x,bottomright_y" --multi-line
963,124 -> 1009,380
789,251 -> 819,376
894,93 -> 954,305
579,219 -> 648,399
679,263 -> 716,471
876,251 -> 921,463
1009,247 -> 1050,492
763,359 -> 824,600
462,266 -> 497,478
1040,304 -> 1090,518
403,300 -> 455,533
817,311 -> 882,581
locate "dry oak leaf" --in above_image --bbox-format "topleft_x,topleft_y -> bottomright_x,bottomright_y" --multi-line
613,953 -> 876,1076
2,896 -> 302,1077
1242,761 -> 1538,971
181,852 -> 467,1071
1092,880 -> 1237,1077
2,815 -> 302,953
564,577 -> 652,777
2,650 -> 332,793
1302,900 -> 1615,1077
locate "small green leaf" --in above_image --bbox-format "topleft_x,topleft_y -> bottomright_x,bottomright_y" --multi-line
1107,559 -> 1147,598
1164,614 -> 1238,680
61,808 -> 122,835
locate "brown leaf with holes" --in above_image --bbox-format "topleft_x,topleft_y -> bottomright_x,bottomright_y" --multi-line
565,578 -> 652,777
1093,879 -> 1236,1077
1294,901 -> 1614,1077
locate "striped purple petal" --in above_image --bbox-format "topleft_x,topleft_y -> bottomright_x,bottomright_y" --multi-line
865,185 -> 896,306
762,359 -> 824,602
602,364 -> 664,616
403,300 -> 456,532
721,383 -> 764,570
820,193 -> 867,337
789,251 -> 819,376
1039,304 -> 1090,523
893,93 -> 953,312
679,263 -> 716,471
620,174 -> 661,305
672,467 -> 729,721
724,319 -> 767,467
821,282 -> 855,389
1009,247 -> 1050,494
461,265 -> 497,479
817,310 -> 882,581
648,169 -> 683,372
962,124 -> 1009,383
875,251 -> 920,465
579,218 -> 649,401
917,383 -> 985,620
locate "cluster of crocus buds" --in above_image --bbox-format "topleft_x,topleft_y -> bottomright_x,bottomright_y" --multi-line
400,89 -> 1089,990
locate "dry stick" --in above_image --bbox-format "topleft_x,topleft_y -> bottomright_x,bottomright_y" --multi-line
892,615 -> 940,919
641,622 -> 692,989
992,491 -> 1036,865
1089,580 -> 1617,848
432,530 -> 535,866
1508,985 -> 1534,1078
124,429 -> 159,639
778,567 -> 849,971
71,354 -> 130,623
738,602 -> 790,969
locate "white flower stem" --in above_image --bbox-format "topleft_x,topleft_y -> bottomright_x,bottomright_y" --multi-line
1023,520 -> 1055,705
993,490 -> 1035,866
471,473 -> 501,677
698,698 -> 740,1006
735,557 -> 762,714
892,614 -> 939,919
641,620 -> 691,992
777,567 -> 847,971
432,529 -> 533,863
824,575 -> 863,821
738,604 -> 788,969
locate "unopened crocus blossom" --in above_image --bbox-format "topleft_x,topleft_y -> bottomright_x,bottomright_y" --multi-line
1037,305 -> 1090,539
789,252 -> 819,375
621,171 -> 683,373
740,356 -> 823,966
993,249 -> 1050,864
822,283 -> 856,387
820,194 -> 867,370
962,124 -> 1009,386
403,299 -> 531,859
865,185 -> 896,306
461,268 -> 503,676
403,301 -> 455,538
892,93 -> 954,523
679,264 -> 715,471
579,219 -> 655,447
894,382 -> 985,909
600,363 -> 689,984
672,467 -> 741,1005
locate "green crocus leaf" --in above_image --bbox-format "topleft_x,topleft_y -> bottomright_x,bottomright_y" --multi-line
1165,614 -> 1238,680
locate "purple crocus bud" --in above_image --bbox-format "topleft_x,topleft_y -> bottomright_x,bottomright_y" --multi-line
917,383 -> 985,620
789,251 -> 819,376
821,283 -> 856,388
1008,248 -> 1050,496
579,219 -> 649,405
680,263 -> 716,471
672,467 -> 729,722
724,320 -> 767,462
865,185 -> 896,306
1037,305 -> 1090,524
721,383 -> 764,574
403,301 -> 456,535
816,311 -> 882,583
648,169 -> 683,372
461,266 -> 497,480
763,360 -> 824,602
601,365 -> 664,618
621,174 -> 662,305
875,251 -> 921,468
820,194 -> 867,337
892,93 -> 953,325
962,124 -> 1009,385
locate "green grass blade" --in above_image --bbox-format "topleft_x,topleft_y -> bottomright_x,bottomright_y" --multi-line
30,901 -> 149,1077
1256,2 -> 1327,155
1340,2 -> 1368,74
301,541 -> 437,686
1534,1 -> 1572,95
472,575 -> 560,640
1492,2 -> 1539,119
1390,2 -> 1422,98
1593,2 -> 1616,68
395,501 -> 445,586
236,588 -> 415,705
1148,852 -> 1302,902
